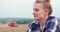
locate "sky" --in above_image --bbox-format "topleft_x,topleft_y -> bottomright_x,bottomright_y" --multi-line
0,0 -> 60,18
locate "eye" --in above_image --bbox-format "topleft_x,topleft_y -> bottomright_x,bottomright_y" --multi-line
34,8 -> 39,12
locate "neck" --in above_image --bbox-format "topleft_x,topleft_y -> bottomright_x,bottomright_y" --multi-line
37,16 -> 48,30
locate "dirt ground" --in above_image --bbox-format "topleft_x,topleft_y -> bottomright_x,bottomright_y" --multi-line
0,24 -> 28,32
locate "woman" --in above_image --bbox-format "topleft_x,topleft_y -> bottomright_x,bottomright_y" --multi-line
27,0 -> 60,32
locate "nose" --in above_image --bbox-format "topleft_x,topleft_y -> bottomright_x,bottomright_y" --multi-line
32,11 -> 36,15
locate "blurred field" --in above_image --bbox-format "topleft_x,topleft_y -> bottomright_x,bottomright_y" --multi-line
0,24 -> 28,32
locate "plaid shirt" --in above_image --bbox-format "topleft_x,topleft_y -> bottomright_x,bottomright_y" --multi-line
27,16 -> 60,32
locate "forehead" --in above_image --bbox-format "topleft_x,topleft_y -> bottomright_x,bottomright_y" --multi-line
34,3 -> 44,9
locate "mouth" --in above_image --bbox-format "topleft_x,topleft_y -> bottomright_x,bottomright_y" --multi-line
33,14 -> 37,17
33,15 -> 37,17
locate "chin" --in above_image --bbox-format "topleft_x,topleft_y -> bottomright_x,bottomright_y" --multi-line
34,17 -> 42,20
34,17 -> 40,20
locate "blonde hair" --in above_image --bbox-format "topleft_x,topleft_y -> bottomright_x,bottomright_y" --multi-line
35,0 -> 50,3
35,0 -> 52,15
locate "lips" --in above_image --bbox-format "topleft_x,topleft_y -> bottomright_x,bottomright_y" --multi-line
33,15 -> 37,17
33,13 -> 37,17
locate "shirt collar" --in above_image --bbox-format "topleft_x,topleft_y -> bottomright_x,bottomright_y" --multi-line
32,16 -> 55,26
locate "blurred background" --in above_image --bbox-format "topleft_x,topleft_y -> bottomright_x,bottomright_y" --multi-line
0,0 -> 60,32
0,0 -> 60,24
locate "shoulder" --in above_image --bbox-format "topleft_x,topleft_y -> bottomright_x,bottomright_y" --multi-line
27,20 -> 39,31
49,16 -> 59,26
55,18 -> 60,32
50,16 -> 60,31
28,20 -> 38,28
27,20 -> 36,32
48,16 -> 58,23
47,16 -> 60,32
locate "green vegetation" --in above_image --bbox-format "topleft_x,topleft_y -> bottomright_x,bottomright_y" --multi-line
0,18 -> 60,24
0,18 -> 33,24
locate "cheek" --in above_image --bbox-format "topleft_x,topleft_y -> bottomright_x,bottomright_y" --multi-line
38,12 -> 45,17
38,11 -> 44,15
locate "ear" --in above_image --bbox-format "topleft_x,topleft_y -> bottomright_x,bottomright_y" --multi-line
44,8 -> 49,15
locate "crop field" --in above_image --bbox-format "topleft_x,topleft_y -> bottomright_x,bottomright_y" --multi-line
0,24 -> 28,32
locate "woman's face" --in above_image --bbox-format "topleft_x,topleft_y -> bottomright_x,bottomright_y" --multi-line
33,3 -> 48,20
